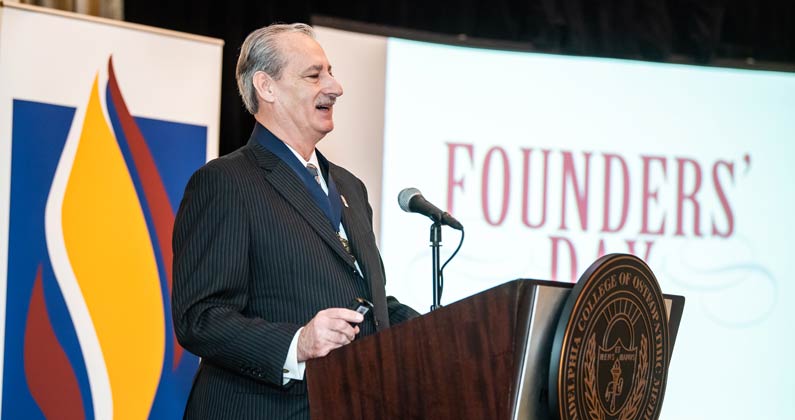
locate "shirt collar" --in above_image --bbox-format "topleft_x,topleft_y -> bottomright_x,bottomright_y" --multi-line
283,142 -> 321,177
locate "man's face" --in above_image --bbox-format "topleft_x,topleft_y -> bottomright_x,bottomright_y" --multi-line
269,33 -> 343,144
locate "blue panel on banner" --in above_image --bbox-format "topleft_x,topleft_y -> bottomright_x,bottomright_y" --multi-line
4,99 -> 93,419
136,116 -> 207,211
5,98 -> 205,419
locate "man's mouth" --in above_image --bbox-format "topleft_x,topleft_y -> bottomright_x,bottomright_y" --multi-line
315,97 -> 336,111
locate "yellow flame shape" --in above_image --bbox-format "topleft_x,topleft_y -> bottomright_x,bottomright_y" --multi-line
61,74 -> 165,419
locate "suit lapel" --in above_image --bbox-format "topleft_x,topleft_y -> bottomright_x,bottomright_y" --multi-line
336,185 -> 372,285
249,142 -> 356,268
247,134 -> 388,330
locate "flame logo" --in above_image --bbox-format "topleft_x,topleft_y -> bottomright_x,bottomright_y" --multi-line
5,57 -> 202,418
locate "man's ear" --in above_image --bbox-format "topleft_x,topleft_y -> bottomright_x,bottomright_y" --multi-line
253,71 -> 275,103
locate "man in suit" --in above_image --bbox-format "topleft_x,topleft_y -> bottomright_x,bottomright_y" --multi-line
172,23 -> 418,419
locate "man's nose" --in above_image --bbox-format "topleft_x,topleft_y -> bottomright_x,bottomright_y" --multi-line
323,74 -> 343,98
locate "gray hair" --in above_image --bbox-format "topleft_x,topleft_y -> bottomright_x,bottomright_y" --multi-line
236,23 -> 316,114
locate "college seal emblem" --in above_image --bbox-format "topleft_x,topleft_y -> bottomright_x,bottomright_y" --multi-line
549,254 -> 670,420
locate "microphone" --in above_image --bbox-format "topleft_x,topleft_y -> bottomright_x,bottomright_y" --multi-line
397,188 -> 464,230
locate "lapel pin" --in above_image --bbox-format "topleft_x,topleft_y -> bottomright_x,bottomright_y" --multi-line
340,194 -> 349,208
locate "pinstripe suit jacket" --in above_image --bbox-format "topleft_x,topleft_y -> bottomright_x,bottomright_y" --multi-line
172,125 -> 418,419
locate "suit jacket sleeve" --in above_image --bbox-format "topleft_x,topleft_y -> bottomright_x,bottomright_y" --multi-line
172,164 -> 299,386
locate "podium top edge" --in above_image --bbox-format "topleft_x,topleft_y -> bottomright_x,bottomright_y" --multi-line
511,278 -> 574,289
1,1 -> 225,47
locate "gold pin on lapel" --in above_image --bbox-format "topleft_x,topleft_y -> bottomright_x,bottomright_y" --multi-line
340,195 -> 349,208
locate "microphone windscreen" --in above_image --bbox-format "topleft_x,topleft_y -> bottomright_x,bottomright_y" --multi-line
397,188 -> 421,212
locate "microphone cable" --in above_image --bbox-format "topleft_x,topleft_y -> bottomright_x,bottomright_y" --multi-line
438,227 -> 465,303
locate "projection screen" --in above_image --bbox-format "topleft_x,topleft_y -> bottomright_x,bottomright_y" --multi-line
315,25 -> 795,420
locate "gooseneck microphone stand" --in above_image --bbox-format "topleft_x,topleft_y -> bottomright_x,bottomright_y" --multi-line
398,188 -> 464,311
430,219 -> 443,312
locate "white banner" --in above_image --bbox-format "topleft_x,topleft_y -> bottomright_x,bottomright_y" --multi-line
0,4 -> 221,418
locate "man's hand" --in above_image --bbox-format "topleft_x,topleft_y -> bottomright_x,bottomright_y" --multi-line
297,308 -> 364,362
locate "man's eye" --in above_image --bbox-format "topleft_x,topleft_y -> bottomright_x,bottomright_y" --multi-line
307,74 -> 319,79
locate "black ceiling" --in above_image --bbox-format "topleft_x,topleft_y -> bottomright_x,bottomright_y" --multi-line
124,0 -> 795,155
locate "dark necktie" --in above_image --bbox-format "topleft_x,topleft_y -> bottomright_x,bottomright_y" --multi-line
306,163 -> 322,186
306,163 -> 353,257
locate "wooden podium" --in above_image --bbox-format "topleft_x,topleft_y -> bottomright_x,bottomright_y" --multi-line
307,279 -> 684,420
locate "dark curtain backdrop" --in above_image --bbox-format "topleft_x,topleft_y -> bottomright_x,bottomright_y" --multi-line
124,0 -> 794,156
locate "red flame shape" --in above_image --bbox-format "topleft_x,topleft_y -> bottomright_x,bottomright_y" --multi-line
24,264 -> 86,419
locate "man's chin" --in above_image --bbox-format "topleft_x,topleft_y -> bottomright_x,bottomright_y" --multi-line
315,122 -> 334,135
